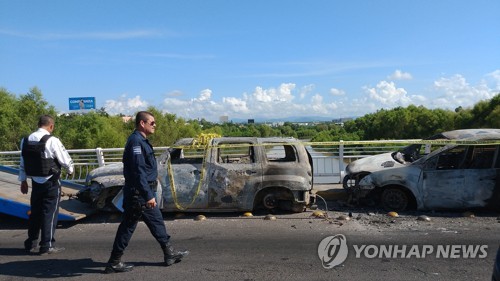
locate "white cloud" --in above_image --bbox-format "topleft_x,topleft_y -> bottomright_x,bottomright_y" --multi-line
252,83 -> 295,103
486,70 -> 500,91
253,87 -> 272,103
487,69 -> 500,80
299,84 -> 315,99
103,72 -> 498,122
364,81 -> 412,107
311,94 -> 324,112
162,89 -> 224,119
330,88 -> 345,96
311,94 -> 328,114
193,89 -> 212,102
388,70 -> 413,80
431,74 -> 495,109
223,97 -> 249,113
104,95 -> 148,115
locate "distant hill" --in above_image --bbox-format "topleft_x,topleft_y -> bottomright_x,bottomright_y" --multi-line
229,116 -> 356,124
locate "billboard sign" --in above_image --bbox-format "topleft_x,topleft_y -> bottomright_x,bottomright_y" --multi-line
69,97 -> 96,110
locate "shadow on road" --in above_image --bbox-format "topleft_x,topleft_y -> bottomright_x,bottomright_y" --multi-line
0,256 -> 105,278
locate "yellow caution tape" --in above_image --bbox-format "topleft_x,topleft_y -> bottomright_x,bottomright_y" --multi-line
168,139 -> 500,151
168,139 -> 211,211
190,133 -> 221,148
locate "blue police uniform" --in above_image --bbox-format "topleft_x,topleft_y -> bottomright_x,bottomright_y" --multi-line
110,130 -> 170,255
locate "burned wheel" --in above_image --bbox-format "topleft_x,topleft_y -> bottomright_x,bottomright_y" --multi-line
262,193 -> 278,209
381,187 -> 409,211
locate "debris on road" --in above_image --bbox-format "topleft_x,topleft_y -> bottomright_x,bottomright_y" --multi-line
417,215 -> 431,222
463,211 -> 475,218
337,214 -> 350,221
264,214 -> 277,221
387,211 -> 399,217
194,215 -> 207,221
311,210 -> 326,218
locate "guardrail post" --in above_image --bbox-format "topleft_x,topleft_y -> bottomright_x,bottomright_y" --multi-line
96,147 -> 105,167
338,140 -> 344,183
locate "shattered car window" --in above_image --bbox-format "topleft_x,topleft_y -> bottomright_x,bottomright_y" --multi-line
398,144 -> 423,163
436,146 -> 468,170
170,147 -> 204,164
465,145 -> 496,169
265,144 -> 297,162
217,144 -> 254,164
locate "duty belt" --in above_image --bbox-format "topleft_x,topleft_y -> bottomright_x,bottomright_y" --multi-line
130,180 -> 158,194
148,180 -> 158,192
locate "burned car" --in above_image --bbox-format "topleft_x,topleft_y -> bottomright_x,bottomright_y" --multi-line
342,129 -> 489,189
344,129 -> 500,211
78,137 -> 314,213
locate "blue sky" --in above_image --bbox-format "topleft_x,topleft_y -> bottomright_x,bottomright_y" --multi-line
1,0 -> 499,122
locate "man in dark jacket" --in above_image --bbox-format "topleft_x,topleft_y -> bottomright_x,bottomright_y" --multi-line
105,111 -> 188,274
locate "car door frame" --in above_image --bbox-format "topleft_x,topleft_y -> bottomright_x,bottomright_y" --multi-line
206,138 -> 263,210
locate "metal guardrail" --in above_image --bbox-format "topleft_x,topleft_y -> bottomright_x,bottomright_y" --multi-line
0,143 -> 408,184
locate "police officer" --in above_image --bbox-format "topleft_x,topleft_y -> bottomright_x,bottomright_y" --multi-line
19,115 -> 74,255
105,111 -> 188,274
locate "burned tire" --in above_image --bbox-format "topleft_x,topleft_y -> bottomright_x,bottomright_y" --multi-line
256,188 -> 303,212
381,187 -> 409,211
262,192 -> 278,210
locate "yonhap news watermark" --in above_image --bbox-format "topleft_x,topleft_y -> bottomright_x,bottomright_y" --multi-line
318,234 -> 488,269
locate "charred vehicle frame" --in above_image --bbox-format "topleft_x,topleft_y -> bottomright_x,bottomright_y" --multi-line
78,137 -> 315,213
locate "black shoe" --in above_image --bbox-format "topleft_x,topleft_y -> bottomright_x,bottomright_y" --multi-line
104,262 -> 134,274
165,250 -> 189,266
24,240 -> 36,253
39,246 -> 65,255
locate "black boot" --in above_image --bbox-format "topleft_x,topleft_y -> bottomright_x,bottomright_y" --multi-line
163,243 -> 189,266
104,251 -> 134,274
24,239 -> 37,253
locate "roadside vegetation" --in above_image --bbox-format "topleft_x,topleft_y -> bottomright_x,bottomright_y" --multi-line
0,87 -> 498,151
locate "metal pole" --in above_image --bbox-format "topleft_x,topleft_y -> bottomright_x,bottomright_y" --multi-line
96,148 -> 105,167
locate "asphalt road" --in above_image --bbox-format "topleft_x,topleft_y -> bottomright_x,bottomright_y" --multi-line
0,207 -> 499,281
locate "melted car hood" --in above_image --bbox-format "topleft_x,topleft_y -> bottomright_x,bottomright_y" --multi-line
86,162 -> 123,183
346,152 -> 407,174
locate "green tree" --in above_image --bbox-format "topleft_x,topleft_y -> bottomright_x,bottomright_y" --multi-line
56,112 -> 126,149
0,88 -> 24,150
17,87 -> 57,131
469,94 -> 500,128
1,87 -> 57,150
279,125 -> 298,138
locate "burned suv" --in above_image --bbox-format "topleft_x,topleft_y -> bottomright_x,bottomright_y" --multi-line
78,137 -> 314,213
